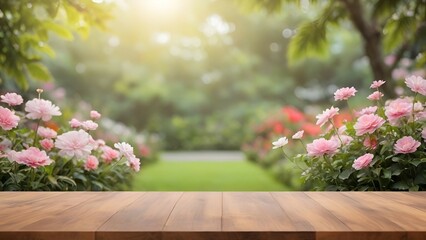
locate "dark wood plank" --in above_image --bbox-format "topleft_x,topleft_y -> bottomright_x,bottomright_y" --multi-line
21,192 -> 140,232
316,232 -> 407,240
306,192 -> 405,231
271,192 -> 350,231
164,192 -> 222,232
342,192 -> 426,231
97,192 -> 182,240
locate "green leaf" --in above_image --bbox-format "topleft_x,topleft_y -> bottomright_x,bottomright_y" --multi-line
42,21 -> 74,40
47,175 -> 58,185
383,168 -> 391,179
392,181 -> 409,190
26,63 -> 51,81
414,173 -> 426,185
57,176 -> 76,187
339,168 -> 355,180
409,185 -> 419,191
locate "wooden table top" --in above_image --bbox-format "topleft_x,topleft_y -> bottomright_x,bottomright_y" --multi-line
0,192 -> 425,240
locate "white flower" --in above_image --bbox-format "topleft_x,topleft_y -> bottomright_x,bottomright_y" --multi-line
292,130 -> 304,140
114,142 -> 135,159
272,137 -> 288,149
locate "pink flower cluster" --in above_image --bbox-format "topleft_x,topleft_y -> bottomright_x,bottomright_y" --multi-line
273,75 -> 425,174
0,91 -> 142,174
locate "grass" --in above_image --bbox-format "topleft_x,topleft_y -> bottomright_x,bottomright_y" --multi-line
132,160 -> 288,191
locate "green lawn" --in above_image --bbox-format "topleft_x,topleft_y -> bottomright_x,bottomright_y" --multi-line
132,160 -> 288,191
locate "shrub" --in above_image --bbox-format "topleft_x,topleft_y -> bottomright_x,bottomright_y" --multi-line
274,76 -> 426,191
0,89 -> 141,191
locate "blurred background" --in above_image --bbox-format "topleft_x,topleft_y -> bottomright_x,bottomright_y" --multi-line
1,0 -> 425,190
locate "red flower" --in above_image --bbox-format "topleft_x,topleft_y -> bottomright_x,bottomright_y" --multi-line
302,123 -> 321,136
282,106 -> 305,123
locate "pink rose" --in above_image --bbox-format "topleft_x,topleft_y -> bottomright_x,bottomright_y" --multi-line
316,106 -> 339,127
363,137 -> 378,150
367,91 -> 383,101
81,120 -> 98,131
37,126 -> 57,139
69,118 -> 81,128
292,130 -> 304,140
114,142 -> 135,159
306,138 -> 339,157
331,135 -> 353,147
40,139 -> 54,151
370,80 -> 386,89
55,130 -> 94,159
354,114 -> 385,136
394,136 -> 421,154
90,110 -> 101,120
127,156 -> 141,172
385,98 -> 412,125
422,128 -> 426,141
355,106 -> 378,117
334,87 -> 357,101
0,106 -> 20,130
84,155 -> 99,171
101,146 -> 119,163
11,147 -> 52,168
352,153 -> 374,170
1,92 -> 23,106
25,98 -> 61,121
0,138 -> 12,152
405,75 -> 426,96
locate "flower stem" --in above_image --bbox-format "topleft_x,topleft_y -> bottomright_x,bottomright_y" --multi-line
33,119 -> 41,146
329,120 -> 343,146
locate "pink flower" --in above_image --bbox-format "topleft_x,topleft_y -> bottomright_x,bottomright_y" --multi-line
354,114 -> 385,136
385,98 -> 412,125
25,98 -> 61,121
405,75 -> 426,96
69,118 -> 81,128
331,135 -> 353,147
0,138 -> 12,152
394,136 -> 421,154
306,138 -> 339,157
352,153 -> 374,170
84,155 -> 99,171
367,91 -> 383,101
1,93 -> 23,106
114,142 -> 135,159
0,106 -> 20,130
101,146 -> 119,163
37,126 -> 57,139
81,120 -> 98,131
127,156 -> 141,172
316,106 -> 339,127
292,130 -> 304,140
40,139 -> 54,151
55,130 -> 94,159
334,87 -> 357,101
422,128 -> 426,141
11,147 -> 52,168
355,106 -> 378,117
370,80 -> 386,89
272,137 -> 288,149
90,110 -> 101,120
363,137 -> 378,150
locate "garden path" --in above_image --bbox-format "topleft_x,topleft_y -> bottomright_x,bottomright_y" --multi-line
161,151 -> 244,162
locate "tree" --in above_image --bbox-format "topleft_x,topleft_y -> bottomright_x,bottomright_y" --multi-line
238,0 -> 426,96
0,0 -> 112,89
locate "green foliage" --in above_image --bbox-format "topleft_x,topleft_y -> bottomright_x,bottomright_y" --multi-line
0,0 -> 112,89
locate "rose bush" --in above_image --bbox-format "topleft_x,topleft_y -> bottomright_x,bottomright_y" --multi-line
274,76 -> 426,191
0,89 -> 141,191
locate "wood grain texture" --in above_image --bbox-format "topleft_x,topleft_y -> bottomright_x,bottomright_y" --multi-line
222,192 -> 296,231
0,192 -> 425,240
163,192 -> 222,231
271,192 -> 350,232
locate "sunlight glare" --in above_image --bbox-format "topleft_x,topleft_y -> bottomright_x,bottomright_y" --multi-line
140,0 -> 183,18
